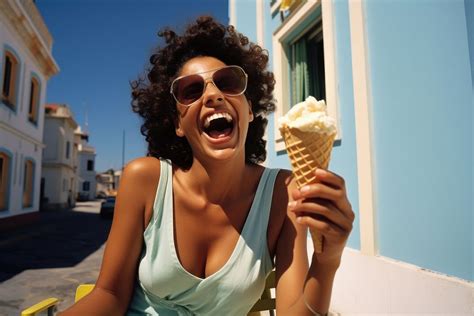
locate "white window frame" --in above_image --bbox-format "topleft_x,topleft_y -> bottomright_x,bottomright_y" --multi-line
272,0 -> 340,152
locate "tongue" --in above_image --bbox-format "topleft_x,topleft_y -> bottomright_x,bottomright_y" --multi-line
208,128 -> 232,139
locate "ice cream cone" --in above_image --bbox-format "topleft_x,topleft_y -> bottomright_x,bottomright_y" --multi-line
280,125 -> 337,253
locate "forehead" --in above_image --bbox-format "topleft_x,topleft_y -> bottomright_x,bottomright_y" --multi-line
178,56 -> 227,77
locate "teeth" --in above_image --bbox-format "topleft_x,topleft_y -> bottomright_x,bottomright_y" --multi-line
203,112 -> 233,128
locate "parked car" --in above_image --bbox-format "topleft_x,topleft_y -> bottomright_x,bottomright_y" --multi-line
100,196 -> 116,219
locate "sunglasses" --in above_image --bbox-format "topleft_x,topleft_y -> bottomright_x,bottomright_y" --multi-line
170,65 -> 248,106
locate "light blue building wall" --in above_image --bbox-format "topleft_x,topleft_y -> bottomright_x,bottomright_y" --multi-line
364,0 -> 472,281
231,0 -> 473,281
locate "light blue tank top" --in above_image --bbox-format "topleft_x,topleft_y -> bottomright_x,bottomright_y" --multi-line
126,159 -> 280,316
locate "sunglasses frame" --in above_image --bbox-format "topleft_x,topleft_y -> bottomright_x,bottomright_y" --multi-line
170,65 -> 248,106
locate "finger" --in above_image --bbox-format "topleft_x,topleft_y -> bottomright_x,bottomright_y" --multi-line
290,200 -> 353,232
315,168 -> 346,190
296,215 -> 347,239
294,183 -> 350,214
297,182 -> 342,201
314,169 -> 356,221
291,173 -> 355,221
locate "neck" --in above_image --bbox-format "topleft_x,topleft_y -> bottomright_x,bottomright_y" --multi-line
176,156 -> 249,205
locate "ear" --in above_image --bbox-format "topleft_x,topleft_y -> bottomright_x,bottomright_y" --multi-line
248,99 -> 254,122
175,119 -> 185,137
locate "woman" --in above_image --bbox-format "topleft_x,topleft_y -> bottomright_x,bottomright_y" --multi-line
61,16 -> 354,316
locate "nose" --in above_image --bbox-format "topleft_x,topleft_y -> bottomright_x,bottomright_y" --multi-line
201,79 -> 224,107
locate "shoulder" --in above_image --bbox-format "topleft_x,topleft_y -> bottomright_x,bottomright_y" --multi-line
123,156 -> 161,173
119,157 -> 161,199
114,157 -> 162,222
121,157 -> 161,182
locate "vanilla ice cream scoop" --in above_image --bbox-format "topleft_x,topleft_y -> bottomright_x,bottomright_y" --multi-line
278,96 -> 337,134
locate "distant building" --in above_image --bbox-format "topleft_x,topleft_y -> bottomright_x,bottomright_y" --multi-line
75,126 -> 96,200
96,169 -> 116,197
41,104 -> 77,210
113,169 -> 121,191
0,0 -> 59,225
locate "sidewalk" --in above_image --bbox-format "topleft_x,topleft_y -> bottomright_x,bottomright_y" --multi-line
0,201 -> 110,315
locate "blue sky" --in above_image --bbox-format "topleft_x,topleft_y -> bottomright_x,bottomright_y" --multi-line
36,0 -> 228,172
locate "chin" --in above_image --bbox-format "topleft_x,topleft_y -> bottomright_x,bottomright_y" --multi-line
198,146 -> 246,165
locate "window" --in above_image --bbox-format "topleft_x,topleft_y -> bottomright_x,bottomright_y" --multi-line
66,141 -> 70,159
1,50 -> 19,110
290,21 -> 325,105
0,152 -> 10,211
83,181 -> 90,191
272,0 -> 339,151
23,159 -> 34,208
28,76 -> 40,124
87,160 -> 94,171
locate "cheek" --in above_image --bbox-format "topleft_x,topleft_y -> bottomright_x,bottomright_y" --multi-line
175,108 -> 200,137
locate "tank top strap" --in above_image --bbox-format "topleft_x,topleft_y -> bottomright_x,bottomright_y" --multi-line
241,167 -> 280,244
259,168 -> 280,226
148,159 -> 172,230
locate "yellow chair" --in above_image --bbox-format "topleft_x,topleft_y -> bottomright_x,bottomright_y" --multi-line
21,270 -> 275,316
21,298 -> 59,316
74,284 -> 95,302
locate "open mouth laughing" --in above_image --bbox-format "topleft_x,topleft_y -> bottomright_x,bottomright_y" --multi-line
202,112 -> 235,140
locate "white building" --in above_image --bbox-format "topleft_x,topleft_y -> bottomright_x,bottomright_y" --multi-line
75,126 -> 96,201
41,104 -> 78,210
96,171 -> 114,198
0,0 -> 59,223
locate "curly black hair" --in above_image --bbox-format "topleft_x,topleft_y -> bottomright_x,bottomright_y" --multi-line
131,16 -> 275,170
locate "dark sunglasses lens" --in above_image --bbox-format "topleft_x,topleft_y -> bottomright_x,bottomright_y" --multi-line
174,74 -> 204,105
213,67 -> 246,95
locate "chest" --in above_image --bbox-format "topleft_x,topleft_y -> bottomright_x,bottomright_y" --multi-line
172,192 -> 245,278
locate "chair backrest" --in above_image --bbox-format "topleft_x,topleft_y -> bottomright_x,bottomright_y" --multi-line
75,284 -> 94,302
248,269 -> 276,316
74,270 -> 276,315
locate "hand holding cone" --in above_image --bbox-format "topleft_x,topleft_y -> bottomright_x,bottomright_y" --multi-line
278,97 -> 337,254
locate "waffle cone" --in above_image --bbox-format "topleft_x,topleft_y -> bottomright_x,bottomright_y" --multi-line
280,126 -> 337,253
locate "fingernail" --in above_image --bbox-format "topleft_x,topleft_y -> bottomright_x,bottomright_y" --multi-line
296,217 -> 303,223
288,201 -> 296,208
300,186 -> 310,193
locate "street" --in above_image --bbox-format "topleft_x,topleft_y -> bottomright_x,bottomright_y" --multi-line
0,201 -> 111,316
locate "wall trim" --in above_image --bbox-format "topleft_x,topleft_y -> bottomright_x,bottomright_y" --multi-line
256,0 -> 264,47
348,0 -> 377,256
229,0 -> 236,26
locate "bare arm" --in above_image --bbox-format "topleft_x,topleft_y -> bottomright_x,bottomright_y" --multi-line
60,157 -> 161,316
275,169 -> 354,316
